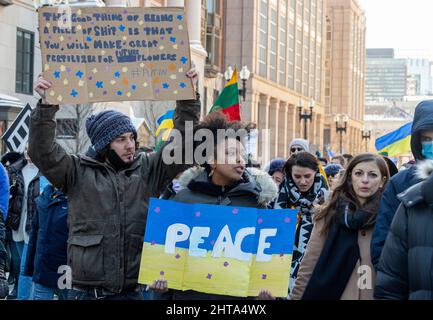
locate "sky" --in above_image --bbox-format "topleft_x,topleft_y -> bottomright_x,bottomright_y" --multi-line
358,0 -> 433,59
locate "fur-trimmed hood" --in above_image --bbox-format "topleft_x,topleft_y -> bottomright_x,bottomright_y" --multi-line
416,159 -> 433,180
177,166 -> 278,206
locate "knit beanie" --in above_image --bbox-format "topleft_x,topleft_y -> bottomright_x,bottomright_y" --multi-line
86,110 -> 137,152
289,139 -> 310,153
324,163 -> 343,177
264,158 -> 286,176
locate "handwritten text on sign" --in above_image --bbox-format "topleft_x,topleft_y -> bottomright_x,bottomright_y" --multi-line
38,7 -> 195,104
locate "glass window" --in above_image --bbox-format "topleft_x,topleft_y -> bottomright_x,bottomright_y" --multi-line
297,0 -> 303,16
258,0 -> 268,78
15,28 -> 34,95
269,6 -> 278,82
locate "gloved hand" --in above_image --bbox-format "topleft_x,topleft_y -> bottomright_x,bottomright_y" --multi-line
0,266 -> 9,299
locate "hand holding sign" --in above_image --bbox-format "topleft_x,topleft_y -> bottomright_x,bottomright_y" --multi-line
139,199 -> 298,298
146,279 -> 169,294
186,62 -> 198,93
34,74 -> 53,104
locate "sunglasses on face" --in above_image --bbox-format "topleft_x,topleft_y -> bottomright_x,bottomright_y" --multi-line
291,147 -> 304,153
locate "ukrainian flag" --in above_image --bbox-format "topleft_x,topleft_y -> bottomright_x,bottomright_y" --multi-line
155,109 -> 175,141
375,122 -> 412,157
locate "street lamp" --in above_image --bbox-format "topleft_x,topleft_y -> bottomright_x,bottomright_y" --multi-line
239,65 -> 251,102
224,65 -> 234,81
335,114 -> 348,155
224,65 -> 251,102
298,98 -> 314,140
362,129 -> 371,152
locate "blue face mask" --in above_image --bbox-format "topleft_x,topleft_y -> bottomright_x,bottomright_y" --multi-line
422,141 -> 433,160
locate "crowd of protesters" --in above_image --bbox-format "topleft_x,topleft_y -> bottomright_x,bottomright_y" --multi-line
0,70 -> 432,301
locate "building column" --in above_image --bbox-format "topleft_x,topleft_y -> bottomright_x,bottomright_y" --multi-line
286,103 -> 297,149
185,0 -> 206,54
242,91 -> 256,124
258,95 -> 270,166
103,0 -> 126,6
167,0 -> 185,6
253,93 -> 260,124
352,128 -> 356,154
278,102 -> 287,158
269,99 -> 280,159
347,127 -> 351,154
184,0 -> 207,115
283,104 -> 290,159
356,129 -> 360,153
315,113 -> 322,155
309,112 -> 317,147
294,106 -> 301,139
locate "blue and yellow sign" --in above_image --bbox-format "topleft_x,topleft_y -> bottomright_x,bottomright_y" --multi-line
138,199 -> 297,297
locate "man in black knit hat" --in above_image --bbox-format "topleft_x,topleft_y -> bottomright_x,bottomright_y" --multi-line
29,69 -> 199,300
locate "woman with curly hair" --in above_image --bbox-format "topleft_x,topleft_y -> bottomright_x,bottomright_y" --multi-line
149,112 -> 278,300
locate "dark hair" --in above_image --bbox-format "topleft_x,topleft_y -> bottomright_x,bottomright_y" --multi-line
318,157 -> 328,166
381,156 -> 398,177
343,154 -> 353,164
332,155 -> 345,166
324,163 -> 343,178
315,153 -> 390,233
193,111 -> 248,173
283,152 -> 319,177
267,158 -> 285,175
194,112 -> 245,143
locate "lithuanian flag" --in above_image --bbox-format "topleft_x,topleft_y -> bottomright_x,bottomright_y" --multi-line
209,68 -> 241,121
375,122 -> 412,157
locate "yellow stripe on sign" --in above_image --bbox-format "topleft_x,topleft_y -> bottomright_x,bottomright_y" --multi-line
138,243 -> 292,297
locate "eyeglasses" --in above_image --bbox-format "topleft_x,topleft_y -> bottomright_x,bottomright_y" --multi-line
290,148 -> 304,153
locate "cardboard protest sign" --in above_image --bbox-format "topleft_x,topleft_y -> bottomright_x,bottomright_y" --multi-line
38,6 -> 195,104
138,199 -> 298,297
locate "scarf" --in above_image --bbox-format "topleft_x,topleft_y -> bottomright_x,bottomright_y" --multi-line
274,172 -> 330,292
106,149 -> 132,171
302,199 -> 377,300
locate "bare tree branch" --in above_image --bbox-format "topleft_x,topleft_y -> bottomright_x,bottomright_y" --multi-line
57,103 -> 95,154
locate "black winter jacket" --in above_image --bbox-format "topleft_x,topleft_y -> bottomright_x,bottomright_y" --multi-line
371,100 -> 433,270
7,159 -> 41,232
168,166 -> 278,300
375,160 -> 433,300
